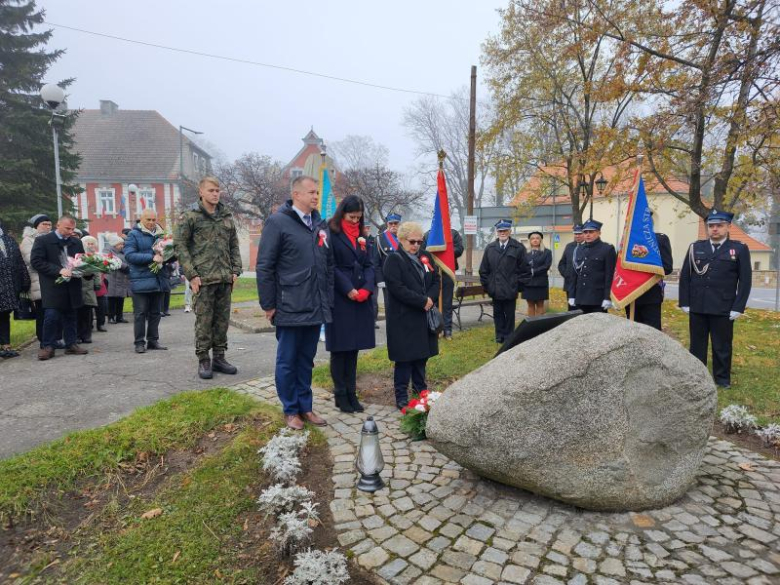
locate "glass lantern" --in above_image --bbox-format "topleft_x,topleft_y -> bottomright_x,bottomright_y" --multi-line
356,416 -> 385,492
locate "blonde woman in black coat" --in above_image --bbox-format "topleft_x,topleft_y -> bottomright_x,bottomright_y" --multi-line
383,221 -> 439,410
522,231 -> 552,316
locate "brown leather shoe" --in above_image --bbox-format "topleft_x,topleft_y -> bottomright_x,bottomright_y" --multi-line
38,347 -> 55,361
284,414 -> 305,431
65,344 -> 89,355
301,411 -> 327,427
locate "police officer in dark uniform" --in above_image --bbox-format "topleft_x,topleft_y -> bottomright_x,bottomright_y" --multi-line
567,219 -> 617,314
625,219 -> 673,330
422,227 -> 464,339
679,209 -> 751,388
479,219 -> 527,343
558,224 -> 584,298
374,213 -> 402,309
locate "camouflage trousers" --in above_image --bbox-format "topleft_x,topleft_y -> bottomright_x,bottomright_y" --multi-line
193,282 -> 232,359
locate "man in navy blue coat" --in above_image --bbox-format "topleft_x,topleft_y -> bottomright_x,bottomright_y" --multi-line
256,176 -> 335,430
679,209 -> 752,388
567,219 -> 617,314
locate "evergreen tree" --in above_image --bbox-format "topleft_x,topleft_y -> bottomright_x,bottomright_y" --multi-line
0,0 -> 80,236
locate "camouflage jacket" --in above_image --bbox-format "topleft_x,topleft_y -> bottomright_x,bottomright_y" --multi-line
175,201 -> 242,285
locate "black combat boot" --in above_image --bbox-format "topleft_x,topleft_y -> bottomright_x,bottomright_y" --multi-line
198,358 -> 213,379
212,355 -> 237,375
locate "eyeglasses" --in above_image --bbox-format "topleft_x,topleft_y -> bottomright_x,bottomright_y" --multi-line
406,239 -> 424,246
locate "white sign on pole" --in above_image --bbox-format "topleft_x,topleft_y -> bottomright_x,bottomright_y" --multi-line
463,215 -> 478,235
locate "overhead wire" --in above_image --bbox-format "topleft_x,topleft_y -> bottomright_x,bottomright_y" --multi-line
44,21 -> 451,99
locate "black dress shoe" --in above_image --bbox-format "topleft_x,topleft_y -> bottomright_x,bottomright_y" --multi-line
212,356 -> 237,374
97,326 -> 107,332
198,358 -> 213,379
80,339 -> 93,344
117,318 -> 129,323
135,343 -> 146,354
146,342 -> 168,350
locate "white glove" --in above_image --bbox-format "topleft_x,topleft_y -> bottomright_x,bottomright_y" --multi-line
729,311 -> 742,320
601,300 -> 612,310
681,306 -> 690,314
568,298 -> 576,307
377,282 -> 385,289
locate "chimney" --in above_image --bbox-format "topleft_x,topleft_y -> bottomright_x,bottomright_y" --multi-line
100,100 -> 119,116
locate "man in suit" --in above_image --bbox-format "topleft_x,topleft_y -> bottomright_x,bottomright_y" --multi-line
679,209 -> 751,388
422,227 -> 464,340
625,218 -> 674,330
30,214 -> 89,360
558,224 -> 584,298
479,219 -> 527,343
567,219 -> 617,314
256,176 -> 334,430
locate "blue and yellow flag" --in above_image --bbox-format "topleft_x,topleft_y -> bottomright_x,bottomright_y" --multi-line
319,165 -> 337,220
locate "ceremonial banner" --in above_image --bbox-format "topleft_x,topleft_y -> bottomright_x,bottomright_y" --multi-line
319,165 -> 337,220
426,168 -> 456,281
610,170 -> 665,309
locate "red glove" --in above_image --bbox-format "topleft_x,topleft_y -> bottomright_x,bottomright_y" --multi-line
355,289 -> 371,303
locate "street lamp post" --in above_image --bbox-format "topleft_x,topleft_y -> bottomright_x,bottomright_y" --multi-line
40,84 -> 66,218
179,125 -> 204,214
579,178 -> 589,221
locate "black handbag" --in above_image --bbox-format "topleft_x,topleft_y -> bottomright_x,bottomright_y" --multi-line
14,292 -> 36,321
427,305 -> 444,334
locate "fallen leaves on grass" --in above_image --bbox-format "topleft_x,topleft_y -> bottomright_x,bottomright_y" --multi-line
141,508 -> 163,520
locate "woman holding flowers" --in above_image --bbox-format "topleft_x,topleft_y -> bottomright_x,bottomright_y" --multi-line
383,221 -> 439,411
124,209 -> 168,354
325,196 -> 376,413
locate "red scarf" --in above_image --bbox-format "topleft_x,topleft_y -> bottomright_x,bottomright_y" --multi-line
341,220 -> 360,247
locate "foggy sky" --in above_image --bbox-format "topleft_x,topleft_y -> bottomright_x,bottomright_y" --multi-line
40,1 -> 506,173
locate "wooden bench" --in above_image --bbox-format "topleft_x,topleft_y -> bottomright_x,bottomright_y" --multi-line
453,282 -> 493,331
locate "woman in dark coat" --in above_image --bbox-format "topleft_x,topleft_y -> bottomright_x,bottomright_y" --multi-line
522,231 -> 552,316
105,234 -> 131,323
0,221 -> 31,358
383,221 -> 439,410
124,210 -> 167,353
325,196 -> 376,413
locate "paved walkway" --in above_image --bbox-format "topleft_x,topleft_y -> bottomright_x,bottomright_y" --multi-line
234,378 -> 780,585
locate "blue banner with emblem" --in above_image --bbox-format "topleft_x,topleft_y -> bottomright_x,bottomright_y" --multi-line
620,176 -> 665,275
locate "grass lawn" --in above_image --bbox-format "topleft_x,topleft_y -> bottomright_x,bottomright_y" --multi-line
0,388 -> 337,583
314,287 -> 779,425
7,277 -> 259,349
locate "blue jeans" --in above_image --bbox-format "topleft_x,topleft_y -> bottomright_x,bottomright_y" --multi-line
274,325 -> 320,415
42,308 -> 77,348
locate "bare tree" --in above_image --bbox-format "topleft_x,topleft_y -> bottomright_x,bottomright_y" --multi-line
215,153 -> 288,222
403,87 -> 496,230
335,165 -> 425,229
329,135 -> 389,170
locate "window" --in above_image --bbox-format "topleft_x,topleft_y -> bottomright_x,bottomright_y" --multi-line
136,189 -> 156,214
290,169 -> 303,179
97,189 -> 115,215
754,261 -> 761,271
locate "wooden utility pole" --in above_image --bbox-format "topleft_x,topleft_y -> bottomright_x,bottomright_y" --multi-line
466,65 -> 477,275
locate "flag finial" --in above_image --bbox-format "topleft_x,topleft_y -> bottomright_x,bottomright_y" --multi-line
437,149 -> 447,169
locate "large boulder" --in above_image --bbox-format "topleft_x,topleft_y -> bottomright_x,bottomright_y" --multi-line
426,313 -> 717,511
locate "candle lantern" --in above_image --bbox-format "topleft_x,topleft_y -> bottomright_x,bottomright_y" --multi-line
355,416 -> 385,492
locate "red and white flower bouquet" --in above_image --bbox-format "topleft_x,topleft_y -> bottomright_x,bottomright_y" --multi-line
56,252 -> 123,284
149,236 -> 175,274
399,389 -> 443,441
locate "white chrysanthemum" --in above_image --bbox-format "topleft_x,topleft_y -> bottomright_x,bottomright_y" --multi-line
719,404 -> 757,434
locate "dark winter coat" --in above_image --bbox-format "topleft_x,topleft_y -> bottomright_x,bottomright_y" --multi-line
325,229 -> 376,352
635,233 -> 674,306
568,238 -> 617,306
479,238 -> 527,301
374,229 -> 400,285
0,233 -> 30,313
106,246 -> 131,297
679,238 -> 752,316
124,226 -> 166,294
525,248 -> 552,288
384,249 -> 440,363
256,201 -> 334,327
558,241 -> 581,295
30,231 -> 85,311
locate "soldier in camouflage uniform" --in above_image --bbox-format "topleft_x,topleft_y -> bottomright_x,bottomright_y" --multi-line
175,177 -> 243,379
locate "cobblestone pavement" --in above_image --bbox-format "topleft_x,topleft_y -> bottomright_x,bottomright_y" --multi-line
233,378 -> 780,585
